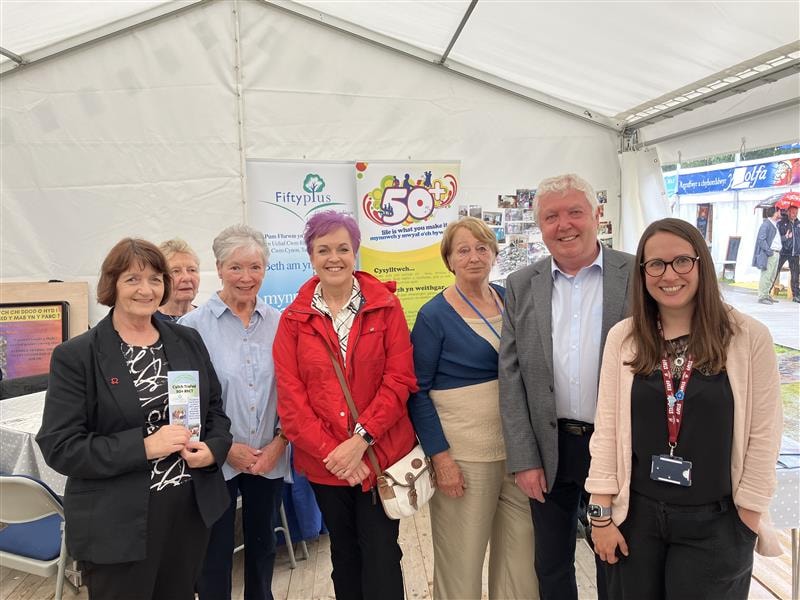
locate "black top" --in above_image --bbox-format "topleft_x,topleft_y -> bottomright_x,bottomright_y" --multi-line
630,364 -> 734,505
121,340 -> 190,492
36,313 -> 232,564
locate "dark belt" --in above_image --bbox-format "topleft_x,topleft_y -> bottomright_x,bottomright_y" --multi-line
632,491 -> 733,513
557,419 -> 594,436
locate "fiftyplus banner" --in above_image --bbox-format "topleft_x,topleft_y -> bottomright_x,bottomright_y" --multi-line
246,160 -> 356,310
355,161 -> 460,327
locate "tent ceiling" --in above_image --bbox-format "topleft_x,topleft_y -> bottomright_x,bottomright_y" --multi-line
1,0 -> 798,133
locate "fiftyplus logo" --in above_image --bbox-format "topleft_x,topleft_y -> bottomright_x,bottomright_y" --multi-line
265,173 -> 345,220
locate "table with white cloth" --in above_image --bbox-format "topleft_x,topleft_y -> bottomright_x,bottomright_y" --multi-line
0,390 -> 66,495
771,436 -> 800,600
0,391 -> 324,549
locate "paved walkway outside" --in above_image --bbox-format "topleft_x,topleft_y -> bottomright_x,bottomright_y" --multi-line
722,283 -> 800,351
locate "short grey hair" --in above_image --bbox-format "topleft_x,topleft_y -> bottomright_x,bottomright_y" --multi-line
212,224 -> 269,266
533,173 -> 598,221
159,238 -> 199,265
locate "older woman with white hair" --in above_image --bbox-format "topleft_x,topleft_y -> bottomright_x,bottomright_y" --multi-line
180,224 -> 290,600
155,238 -> 201,322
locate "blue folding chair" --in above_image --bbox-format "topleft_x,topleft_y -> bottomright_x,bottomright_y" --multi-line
0,475 -> 80,599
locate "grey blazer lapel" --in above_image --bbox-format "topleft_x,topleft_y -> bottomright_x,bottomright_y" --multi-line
601,249 -> 632,348
531,258 -> 554,377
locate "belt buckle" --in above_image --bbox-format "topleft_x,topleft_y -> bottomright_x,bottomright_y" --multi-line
562,421 -> 591,436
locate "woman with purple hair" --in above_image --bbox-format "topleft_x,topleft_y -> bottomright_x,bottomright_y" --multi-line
273,211 -> 418,600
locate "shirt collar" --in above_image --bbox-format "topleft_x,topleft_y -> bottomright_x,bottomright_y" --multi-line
312,277 -> 363,315
551,243 -> 604,280
208,291 -> 267,319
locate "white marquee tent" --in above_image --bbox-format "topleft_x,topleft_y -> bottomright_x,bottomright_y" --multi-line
2,0 -> 798,322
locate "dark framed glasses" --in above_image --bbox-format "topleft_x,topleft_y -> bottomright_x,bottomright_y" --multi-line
640,255 -> 700,277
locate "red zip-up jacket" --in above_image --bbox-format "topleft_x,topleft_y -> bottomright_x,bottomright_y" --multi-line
273,271 -> 418,489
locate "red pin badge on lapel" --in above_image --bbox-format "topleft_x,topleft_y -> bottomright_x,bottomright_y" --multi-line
110,377 -> 119,385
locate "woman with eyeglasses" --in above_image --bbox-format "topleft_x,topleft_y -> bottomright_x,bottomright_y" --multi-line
585,218 -> 783,600
408,217 -> 537,599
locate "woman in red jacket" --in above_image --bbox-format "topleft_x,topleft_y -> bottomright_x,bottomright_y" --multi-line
273,211 -> 417,600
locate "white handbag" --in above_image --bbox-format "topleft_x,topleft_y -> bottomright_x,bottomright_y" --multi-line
374,443 -> 435,520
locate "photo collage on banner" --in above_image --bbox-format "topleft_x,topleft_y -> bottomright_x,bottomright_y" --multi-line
463,187 -> 614,284
356,162 -> 460,327
246,160 -> 356,310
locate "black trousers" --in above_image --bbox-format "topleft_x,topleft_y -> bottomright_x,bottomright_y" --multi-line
83,482 -> 210,600
197,474 -> 284,600
774,253 -> 800,298
530,428 -> 608,600
311,483 -> 404,600
606,492 -> 756,600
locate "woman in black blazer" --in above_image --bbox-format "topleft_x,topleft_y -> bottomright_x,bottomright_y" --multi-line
37,238 -> 232,600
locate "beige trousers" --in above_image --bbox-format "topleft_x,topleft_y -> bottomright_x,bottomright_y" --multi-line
430,459 -> 538,599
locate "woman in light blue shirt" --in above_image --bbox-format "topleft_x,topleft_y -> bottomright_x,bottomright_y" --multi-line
180,224 -> 290,600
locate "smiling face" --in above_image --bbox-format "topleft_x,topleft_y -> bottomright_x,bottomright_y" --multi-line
167,252 -> 200,303
310,227 -> 356,292
537,189 -> 600,274
448,226 -> 495,287
642,231 -> 700,316
217,246 -> 265,307
115,262 -> 165,320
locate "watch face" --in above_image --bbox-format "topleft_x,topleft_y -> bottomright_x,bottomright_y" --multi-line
588,504 -> 605,518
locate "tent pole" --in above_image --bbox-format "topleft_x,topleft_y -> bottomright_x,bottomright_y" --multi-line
232,0 -> 248,223
439,0 -> 478,65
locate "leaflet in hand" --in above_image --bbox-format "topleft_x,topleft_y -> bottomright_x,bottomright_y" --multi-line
168,370 -> 201,441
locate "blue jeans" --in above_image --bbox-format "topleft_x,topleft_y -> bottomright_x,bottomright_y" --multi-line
197,474 -> 284,600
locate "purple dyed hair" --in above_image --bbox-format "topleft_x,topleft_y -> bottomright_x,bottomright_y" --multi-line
304,211 -> 361,255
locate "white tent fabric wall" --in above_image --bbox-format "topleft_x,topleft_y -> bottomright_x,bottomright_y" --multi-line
239,1 -> 620,198
1,1 -> 243,324
618,148 -> 670,254
1,0 -> 620,325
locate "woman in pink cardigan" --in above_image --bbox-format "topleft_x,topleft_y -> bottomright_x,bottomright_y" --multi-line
586,218 -> 782,600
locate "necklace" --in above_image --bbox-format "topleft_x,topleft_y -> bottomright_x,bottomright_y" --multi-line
454,285 -> 503,340
665,336 -> 689,378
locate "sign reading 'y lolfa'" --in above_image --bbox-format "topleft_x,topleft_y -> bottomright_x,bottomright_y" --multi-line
355,161 -> 460,327
246,160 -> 356,310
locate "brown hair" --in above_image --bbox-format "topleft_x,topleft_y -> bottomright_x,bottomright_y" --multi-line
96,238 -> 172,307
627,218 -> 734,375
440,217 -> 499,273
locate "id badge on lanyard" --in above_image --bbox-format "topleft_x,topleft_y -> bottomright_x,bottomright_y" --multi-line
650,321 -> 694,487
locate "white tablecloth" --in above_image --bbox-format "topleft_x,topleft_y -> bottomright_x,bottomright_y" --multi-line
772,436 -> 800,530
0,390 -> 66,495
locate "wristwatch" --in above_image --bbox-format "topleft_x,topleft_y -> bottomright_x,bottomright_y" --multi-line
354,423 -> 375,446
274,427 -> 289,445
587,504 -> 612,519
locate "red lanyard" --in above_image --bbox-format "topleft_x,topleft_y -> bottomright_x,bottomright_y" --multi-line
657,319 -> 694,456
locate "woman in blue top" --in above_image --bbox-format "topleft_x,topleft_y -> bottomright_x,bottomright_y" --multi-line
409,217 -> 538,599
179,224 -> 290,600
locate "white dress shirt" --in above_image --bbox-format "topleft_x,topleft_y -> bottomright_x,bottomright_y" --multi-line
551,245 -> 604,423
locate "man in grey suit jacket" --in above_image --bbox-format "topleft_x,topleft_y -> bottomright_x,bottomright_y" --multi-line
751,207 -> 782,304
499,174 -> 633,600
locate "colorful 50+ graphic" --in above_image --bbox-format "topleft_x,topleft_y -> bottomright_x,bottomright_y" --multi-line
358,163 -> 458,226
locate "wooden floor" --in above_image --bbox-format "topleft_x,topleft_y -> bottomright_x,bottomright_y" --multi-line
1,504 -> 794,599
